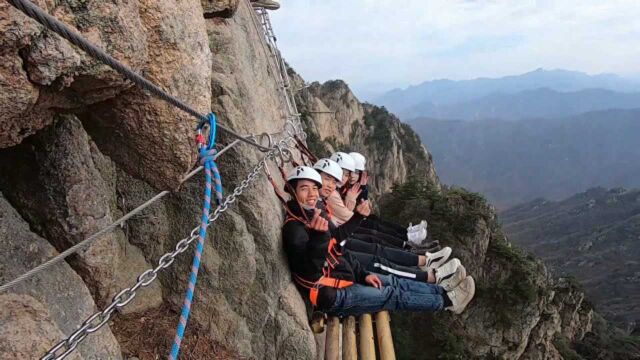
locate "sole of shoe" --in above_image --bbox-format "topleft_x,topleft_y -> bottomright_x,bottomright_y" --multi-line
453,276 -> 475,315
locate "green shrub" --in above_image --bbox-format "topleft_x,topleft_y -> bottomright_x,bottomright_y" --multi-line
553,335 -> 584,360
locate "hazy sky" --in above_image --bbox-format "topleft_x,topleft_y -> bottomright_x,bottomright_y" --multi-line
270,0 -> 640,99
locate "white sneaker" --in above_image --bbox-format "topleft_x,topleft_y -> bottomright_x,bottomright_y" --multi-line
439,264 -> 466,292
425,247 -> 452,271
407,228 -> 427,245
407,220 -> 427,233
434,258 -> 461,283
446,276 -> 475,314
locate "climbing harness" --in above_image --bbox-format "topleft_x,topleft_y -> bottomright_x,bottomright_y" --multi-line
169,114 -> 223,360
284,216 -> 354,307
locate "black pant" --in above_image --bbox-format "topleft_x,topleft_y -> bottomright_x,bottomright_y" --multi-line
352,228 -> 406,248
342,239 -> 418,267
348,251 -> 428,282
360,215 -> 408,240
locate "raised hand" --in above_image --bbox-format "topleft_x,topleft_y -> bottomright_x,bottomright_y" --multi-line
347,182 -> 362,197
355,200 -> 371,217
307,209 -> 329,232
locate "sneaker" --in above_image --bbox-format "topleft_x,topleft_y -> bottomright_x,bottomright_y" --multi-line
407,228 -> 427,245
424,239 -> 440,249
425,247 -> 452,270
411,245 -> 440,255
408,240 -> 439,253
407,220 -> 427,233
434,258 -> 461,283
251,0 -> 280,10
439,265 -> 466,292
446,276 -> 475,314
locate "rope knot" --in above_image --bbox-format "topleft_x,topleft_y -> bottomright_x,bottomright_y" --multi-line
199,148 -> 218,166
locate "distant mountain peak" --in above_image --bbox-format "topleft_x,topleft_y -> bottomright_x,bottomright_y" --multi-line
375,69 -> 640,118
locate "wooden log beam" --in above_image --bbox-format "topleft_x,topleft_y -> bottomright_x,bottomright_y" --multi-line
325,316 -> 341,360
358,314 -> 376,360
342,316 -> 357,360
375,311 -> 396,360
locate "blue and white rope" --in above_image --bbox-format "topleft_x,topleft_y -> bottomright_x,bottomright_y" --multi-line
170,113 -> 223,360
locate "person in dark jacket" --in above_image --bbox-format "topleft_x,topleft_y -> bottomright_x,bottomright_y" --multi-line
281,166 -> 475,316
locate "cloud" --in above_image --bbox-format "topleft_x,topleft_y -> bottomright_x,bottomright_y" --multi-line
269,0 -> 640,98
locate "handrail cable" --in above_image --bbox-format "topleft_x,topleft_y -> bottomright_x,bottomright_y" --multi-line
0,136 -> 261,293
6,0 -> 271,152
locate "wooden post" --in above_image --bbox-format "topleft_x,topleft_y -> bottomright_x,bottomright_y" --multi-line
342,316 -> 357,360
375,311 -> 396,360
325,316 -> 341,360
358,314 -> 376,360
311,312 -> 326,334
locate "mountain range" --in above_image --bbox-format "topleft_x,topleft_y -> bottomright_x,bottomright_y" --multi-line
398,87 -> 640,121
375,68 -> 640,120
501,187 -> 640,332
407,109 -> 640,208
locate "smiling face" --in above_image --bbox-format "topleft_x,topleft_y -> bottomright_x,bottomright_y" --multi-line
349,171 -> 360,185
319,172 -> 338,198
294,179 -> 320,209
341,170 -> 350,186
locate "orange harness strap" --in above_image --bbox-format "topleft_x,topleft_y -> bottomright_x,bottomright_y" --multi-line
294,274 -> 354,306
289,233 -> 354,307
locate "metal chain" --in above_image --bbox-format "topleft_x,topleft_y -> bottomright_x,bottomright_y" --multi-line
40,145 -> 285,360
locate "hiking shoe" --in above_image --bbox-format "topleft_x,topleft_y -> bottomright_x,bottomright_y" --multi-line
439,264 -> 466,292
446,276 -> 475,314
407,228 -> 427,245
408,240 -> 439,253
407,220 -> 427,233
424,239 -> 440,249
424,247 -> 452,271
410,245 -> 441,255
434,258 -> 461,282
251,0 -> 280,10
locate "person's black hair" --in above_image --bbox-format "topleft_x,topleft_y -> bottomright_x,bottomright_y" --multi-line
285,179 -> 299,196
285,178 -> 322,196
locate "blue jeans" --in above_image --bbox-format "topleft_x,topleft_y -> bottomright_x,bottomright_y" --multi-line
326,274 -> 445,317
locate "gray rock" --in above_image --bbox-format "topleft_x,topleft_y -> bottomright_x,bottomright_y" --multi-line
0,293 -> 82,360
0,115 -> 162,313
1,0 -> 211,190
0,193 -> 122,359
202,0 -> 240,17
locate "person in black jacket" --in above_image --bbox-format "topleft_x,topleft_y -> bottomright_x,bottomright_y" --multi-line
281,166 -> 475,316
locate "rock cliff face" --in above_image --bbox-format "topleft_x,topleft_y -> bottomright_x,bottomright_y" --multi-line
293,76 -> 439,200
0,1 -> 635,360
380,180 -> 639,359
1,1 -> 313,358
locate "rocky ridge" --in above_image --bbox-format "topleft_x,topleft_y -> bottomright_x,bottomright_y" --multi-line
501,187 -> 640,332
292,76 -> 439,200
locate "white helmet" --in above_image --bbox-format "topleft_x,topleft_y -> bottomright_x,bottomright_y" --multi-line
330,152 -> 356,172
286,166 -> 323,187
313,158 -> 343,184
349,152 -> 366,172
